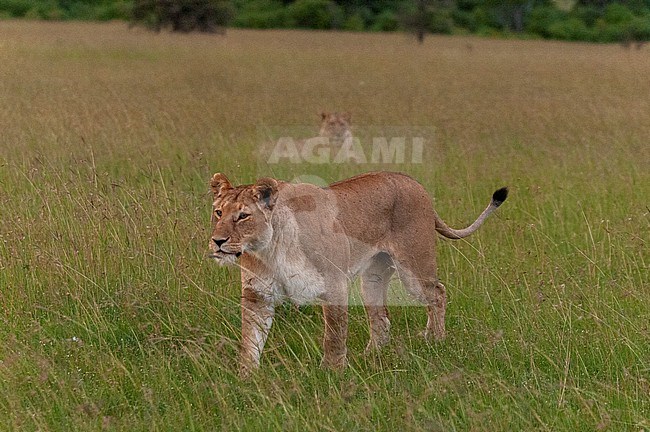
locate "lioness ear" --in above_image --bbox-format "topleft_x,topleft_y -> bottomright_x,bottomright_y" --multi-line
342,111 -> 351,122
254,177 -> 279,210
320,111 -> 328,120
210,173 -> 232,198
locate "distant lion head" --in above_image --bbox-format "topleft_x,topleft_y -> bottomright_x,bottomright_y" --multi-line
208,173 -> 278,265
319,111 -> 352,144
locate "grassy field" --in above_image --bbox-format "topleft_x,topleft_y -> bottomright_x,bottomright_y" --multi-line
0,21 -> 649,431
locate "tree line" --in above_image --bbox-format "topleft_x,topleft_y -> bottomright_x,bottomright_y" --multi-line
2,0 -> 650,43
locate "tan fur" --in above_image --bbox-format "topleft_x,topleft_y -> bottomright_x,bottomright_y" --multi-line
265,112 -> 352,164
319,111 -> 352,145
208,171 -> 507,375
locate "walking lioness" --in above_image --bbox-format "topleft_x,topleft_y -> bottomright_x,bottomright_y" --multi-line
208,171 -> 508,375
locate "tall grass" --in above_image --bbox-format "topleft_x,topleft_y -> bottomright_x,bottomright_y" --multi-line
0,21 -> 648,431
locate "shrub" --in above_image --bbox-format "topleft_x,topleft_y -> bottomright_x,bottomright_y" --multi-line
475,25 -> 502,37
343,13 -> 365,31
628,15 -> 650,40
527,6 -> 569,38
94,3 -> 129,21
233,0 -> 286,29
60,1 -> 92,19
570,5 -> 601,27
624,0 -> 650,14
234,9 -> 286,28
371,10 -> 399,31
593,18 -> 626,42
594,15 -> 650,43
130,0 -> 235,33
285,0 -> 344,30
471,6 -> 500,31
0,0 -> 32,17
22,1 -> 65,20
547,17 -> 591,40
603,3 -> 634,25
428,8 -> 453,34
452,8 -> 477,31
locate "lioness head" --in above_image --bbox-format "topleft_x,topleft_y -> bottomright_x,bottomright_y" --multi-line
208,173 -> 278,265
319,111 -> 352,144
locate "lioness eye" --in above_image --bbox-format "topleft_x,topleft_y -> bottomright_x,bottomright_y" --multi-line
215,210 -> 222,217
237,213 -> 250,221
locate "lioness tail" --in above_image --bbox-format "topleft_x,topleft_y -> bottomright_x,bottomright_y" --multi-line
435,187 -> 508,239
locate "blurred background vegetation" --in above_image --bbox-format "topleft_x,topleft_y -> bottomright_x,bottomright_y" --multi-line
1,0 -> 650,43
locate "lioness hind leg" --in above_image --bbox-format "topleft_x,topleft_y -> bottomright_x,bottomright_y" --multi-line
397,272 -> 447,342
361,253 -> 394,351
424,281 -> 446,341
389,220 -> 446,342
393,240 -> 446,342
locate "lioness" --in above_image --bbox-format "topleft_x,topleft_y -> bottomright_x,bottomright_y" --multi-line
319,111 -> 352,145
265,112 -> 351,164
208,171 -> 508,375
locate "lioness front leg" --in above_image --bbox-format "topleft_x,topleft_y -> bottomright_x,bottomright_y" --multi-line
240,285 -> 274,377
320,283 -> 349,370
321,303 -> 348,369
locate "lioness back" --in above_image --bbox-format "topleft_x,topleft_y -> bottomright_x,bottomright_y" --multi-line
328,171 -> 436,245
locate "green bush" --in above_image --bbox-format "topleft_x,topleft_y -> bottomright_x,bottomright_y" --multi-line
24,7 -> 42,19
343,13 -> 365,31
628,15 -> 650,40
1,0 -> 649,43
527,6 -> 568,38
428,8 -> 453,34
623,0 -> 650,14
233,0 -> 286,29
603,3 -> 634,24
0,0 -> 33,17
22,1 -> 65,20
285,0 -> 343,30
355,6 -> 374,25
130,0 -> 235,33
371,10 -> 399,31
452,8 -> 477,31
471,6 -> 500,32
234,9 -> 286,28
594,15 -> 650,42
94,3 -> 129,20
570,5 -> 601,27
547,17 -> 591,40
475,25 -> 502,37
27,0 -> 130,20
593,18 -> 626,42
60,1 -> 92,19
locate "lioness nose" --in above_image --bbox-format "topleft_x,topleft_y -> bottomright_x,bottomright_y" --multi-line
212,237 -> 228,248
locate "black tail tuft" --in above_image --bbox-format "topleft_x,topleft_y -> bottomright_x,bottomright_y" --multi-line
492,187 -> 509,207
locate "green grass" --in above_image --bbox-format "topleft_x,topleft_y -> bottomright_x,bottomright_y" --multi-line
0,21 -> 649,431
